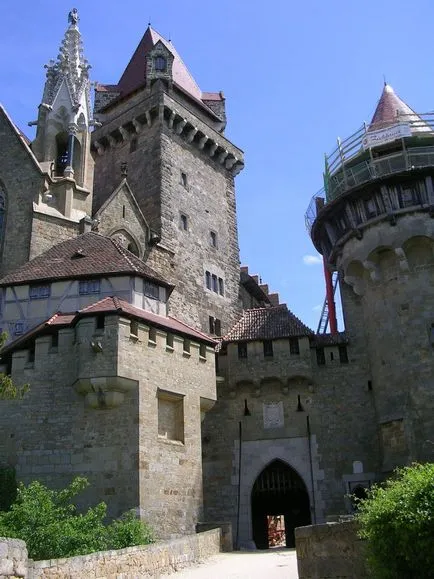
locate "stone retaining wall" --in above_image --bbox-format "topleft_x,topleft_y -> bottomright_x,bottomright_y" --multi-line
295,521 -> 368,579
0,529 -> 221,579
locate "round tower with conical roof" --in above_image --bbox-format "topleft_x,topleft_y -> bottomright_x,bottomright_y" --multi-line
306,84 -> 434,470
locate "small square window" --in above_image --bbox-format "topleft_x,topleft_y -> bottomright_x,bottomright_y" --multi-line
238,342 -> 247,359
263,340 -> 273,358
289,337 -> 300,355
29,284 -> 51,300
79,279 -> 100,295
316,347 -> 326,365
180,214 -> 188,231
210,231 -> 217,248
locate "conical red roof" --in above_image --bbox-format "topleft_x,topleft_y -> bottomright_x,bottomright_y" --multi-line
369,84 -> 429,132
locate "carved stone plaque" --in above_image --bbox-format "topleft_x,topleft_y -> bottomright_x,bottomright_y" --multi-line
263,401 -> 284,429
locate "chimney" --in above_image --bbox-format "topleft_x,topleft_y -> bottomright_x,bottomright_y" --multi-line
79,215 -> 93,234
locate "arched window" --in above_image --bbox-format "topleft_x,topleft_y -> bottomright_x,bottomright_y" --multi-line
154,55 -> 167,72
0,187 -> 6,244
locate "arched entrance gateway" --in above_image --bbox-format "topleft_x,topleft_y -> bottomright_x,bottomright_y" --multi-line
251,459 -> 311,549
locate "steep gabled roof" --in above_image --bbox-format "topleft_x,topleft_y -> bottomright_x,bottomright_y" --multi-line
95,26 -> 223,115
0,232 -> 171,288
369,84 -> 430,132
223,305 -> 314,343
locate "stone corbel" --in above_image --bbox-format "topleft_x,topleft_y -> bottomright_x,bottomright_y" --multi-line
200,397 -> 216,422
344,274 -> 365,296
218,149 -> 229,164
168,110 -> 177,129
198,135 -> 208,150
145,110 -> 152,127
232,162 -> 244,176
209,142 -> 218,157
119,126 -> 129,142
395,247 -> 409,272
175,119 -> 187,135
363,260 -> 381,282
225,156 -> 237,170
73,376 -> 137,409
186,127 -> 198,143
132,118 -> 142,134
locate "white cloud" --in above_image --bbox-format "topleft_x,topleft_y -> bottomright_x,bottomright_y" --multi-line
303,254 -> 323,266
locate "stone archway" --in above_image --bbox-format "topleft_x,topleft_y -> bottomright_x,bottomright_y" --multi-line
251,459 -> 311,549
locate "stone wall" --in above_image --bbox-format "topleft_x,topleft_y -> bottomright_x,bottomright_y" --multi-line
0,538 -> 27,578
202,336 -> 379,548
0,529 -> 220,579
295,521 -> 368,579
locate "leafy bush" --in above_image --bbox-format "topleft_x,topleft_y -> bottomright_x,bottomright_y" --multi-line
0,476 -> 154,560
356,463 -> 434,579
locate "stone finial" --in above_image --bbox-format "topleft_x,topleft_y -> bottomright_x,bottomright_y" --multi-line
68,8 -> 79,26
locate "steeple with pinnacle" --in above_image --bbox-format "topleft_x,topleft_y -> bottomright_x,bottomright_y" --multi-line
31,8 -> 94,195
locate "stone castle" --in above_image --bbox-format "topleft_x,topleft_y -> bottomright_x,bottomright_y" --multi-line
0,10 -> 432,549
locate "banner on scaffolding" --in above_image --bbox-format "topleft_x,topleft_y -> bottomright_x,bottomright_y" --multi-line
362,123 -> 411,149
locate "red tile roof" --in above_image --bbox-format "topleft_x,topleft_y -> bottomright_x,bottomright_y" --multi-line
369,84 -> 428,131
223,305 -> 314,343
96,26 -> 220,116
0,297 -> 215,357
0,232 -> 171,288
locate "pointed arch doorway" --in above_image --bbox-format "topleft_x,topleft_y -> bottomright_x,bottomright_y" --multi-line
251,459 -> 311,549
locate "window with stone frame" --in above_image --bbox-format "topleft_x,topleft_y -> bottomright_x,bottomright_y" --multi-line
157,389 -> 184,443
154,55 -> 167,72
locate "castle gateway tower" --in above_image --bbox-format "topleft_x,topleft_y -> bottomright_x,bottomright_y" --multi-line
91,27 -> 244,335
307,84 -> 434,471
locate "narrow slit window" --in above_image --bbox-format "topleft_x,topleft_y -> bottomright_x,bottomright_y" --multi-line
212,274 -> 218,293
339,344 -> 349,364
130,320 -> 139,337
148,326 -> 157,343
205,271 -> 211,290
238,342 -> 248,359
199,344 -> 206,359
183,338 -> 190,354
263,340 -> 273,358
218,278 -> 224,296
289,337 -> 300,355
166,333 -> 174,349
96,314 -> 105,330
316,347 -> 326,365
210,231 -> 217,248
180,214 -> 188,231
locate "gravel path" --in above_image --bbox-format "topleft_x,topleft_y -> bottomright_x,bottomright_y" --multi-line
161,548 -> 299,579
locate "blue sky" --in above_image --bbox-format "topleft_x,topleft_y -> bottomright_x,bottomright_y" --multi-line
2,0 -> 434,330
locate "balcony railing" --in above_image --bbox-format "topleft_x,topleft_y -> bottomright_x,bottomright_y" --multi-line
305,112 -> 434,232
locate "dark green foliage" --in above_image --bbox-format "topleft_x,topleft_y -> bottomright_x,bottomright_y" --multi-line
0,466 -> 17,511
356,463 -> 434,579
0,476 -> 154,560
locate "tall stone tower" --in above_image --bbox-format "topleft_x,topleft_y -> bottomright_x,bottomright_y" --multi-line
0,9 -> 94,276
92,26 -> 244,335
307,84 -> 434,471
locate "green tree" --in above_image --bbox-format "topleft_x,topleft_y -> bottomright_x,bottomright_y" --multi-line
356,463 -> 434,579
0,476 -> 154,560
0,332 -> 29,400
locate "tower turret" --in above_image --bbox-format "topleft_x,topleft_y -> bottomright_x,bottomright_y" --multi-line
31,8 -> 94,201
306,84 -> 434,469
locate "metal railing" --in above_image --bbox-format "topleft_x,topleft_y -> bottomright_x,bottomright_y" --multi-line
305,111 -> 434,232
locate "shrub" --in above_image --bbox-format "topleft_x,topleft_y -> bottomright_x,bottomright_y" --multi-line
356,463 -> 434,579
0,476 -> 154,560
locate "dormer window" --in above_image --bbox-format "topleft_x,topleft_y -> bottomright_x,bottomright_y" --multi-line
154,55 -> 167,72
